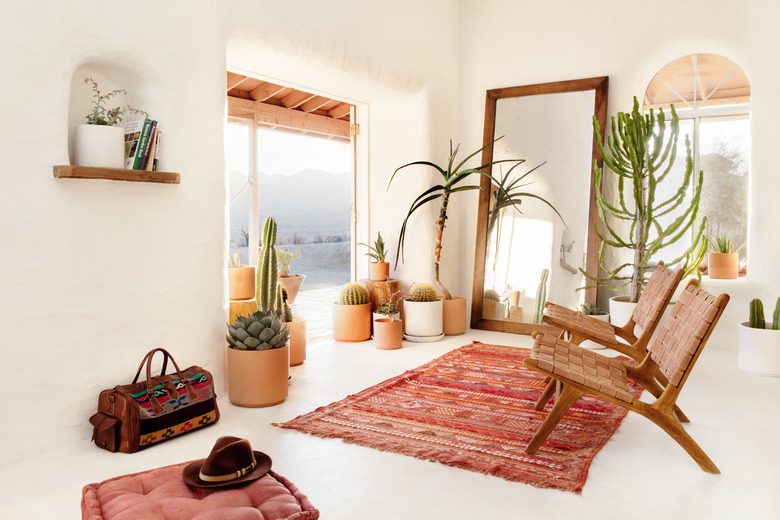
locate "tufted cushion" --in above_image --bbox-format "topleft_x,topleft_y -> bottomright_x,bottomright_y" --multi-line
81,462 -> 319,520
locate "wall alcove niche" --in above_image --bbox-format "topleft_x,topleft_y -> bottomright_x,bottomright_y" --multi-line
54,65 -> 180,184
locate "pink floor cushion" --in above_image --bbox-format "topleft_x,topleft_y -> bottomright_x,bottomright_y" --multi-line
81,462 -> 319,520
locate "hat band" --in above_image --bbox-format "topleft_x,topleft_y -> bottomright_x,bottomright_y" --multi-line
199,459 -> 257,483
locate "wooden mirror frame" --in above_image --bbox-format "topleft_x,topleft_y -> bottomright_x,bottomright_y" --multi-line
470,76 -> 609,335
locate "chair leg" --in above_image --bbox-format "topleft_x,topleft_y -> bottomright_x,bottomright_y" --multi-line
631,368 -> 691,423
646,410 -> 720,474
534,378 -> 556,410
525,384 -> 584,454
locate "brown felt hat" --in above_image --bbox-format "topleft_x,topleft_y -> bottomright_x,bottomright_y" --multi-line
183,436 -> 272,488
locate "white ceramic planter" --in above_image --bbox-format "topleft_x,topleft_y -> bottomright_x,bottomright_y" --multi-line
403,299 -> 443,340
73,124 -> 125,168
609,296 -> 636,328
738,322 -> 780,377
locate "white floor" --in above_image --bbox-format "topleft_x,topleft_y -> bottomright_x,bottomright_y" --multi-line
2,329 -> 780,519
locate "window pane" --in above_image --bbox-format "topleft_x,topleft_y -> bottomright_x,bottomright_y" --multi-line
699,116 -> 750,263
227,123 -> 251,265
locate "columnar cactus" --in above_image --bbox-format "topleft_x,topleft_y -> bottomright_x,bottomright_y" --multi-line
408,282 -> 438,302
534,269 -> 549,325
749,298 -> 765,329
256,217 -> 279,313
280,287 -> 294,322
227,310 -> 289,350
774,298 -> 780,331
338,283 -> 370,305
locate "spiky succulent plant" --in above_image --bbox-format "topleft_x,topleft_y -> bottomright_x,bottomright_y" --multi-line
408,282 -> 438,302
338,283 -> 370,305
227,310 -> 289,350
483,289 -> 501,301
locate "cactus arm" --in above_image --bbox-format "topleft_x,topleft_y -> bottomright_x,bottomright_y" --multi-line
750,299 -> 765,329
256,217 -> 278,313
534,269 -> 549,324
773,298 -> 780,330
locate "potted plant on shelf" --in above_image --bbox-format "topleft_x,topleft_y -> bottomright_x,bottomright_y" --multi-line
707,232 -> 742,279
228,248 -> 256,301
390,138 -> 560,336
359,231 -> 390,281
227,216 -> 292,407
579,302 -> 609,323
332,282 -> 372,342
403,282 -> 443,341
276,248 -> 305,304
75,77 -> 145,169
585,97 -> 707,323
738,298 -> 780,377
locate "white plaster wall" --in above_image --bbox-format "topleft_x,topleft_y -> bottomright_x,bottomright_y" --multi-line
458,0 -> 780,348
0,2 -> 227,464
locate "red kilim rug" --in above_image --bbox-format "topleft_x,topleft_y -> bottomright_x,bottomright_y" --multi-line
275,341 -> 642,493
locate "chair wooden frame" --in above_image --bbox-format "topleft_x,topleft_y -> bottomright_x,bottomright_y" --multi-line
523,281 -> 729,473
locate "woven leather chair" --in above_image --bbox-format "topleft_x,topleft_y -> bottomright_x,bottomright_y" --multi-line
523,280 -> 729,473
534,262 -> 685,413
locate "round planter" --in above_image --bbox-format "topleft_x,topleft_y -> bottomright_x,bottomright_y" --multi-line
373,318 -> 403,350
403,299 -> 443,339
228,265 -> 256,301
73,124 -> 125,168
738,322 -> 780,377
441,295 -> 467,335
332,302 -> 372,342
609,296 -> 637,328
227,344 -> 290,407
708,252 -> 739,279
482,299 -> 505,320
368,262 -> 390,281
373,311 -> 400,322
588,313 -> 610,323
278,274 -> 305,304
288,317 -> 307,366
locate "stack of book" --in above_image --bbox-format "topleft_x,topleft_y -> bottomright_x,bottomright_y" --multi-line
124,116 -> 161,171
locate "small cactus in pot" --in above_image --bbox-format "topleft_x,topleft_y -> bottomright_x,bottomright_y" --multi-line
404,282 -> 444,340
407,282 -> 439,302
333,282 -> 372,342
338,283 -> 371,305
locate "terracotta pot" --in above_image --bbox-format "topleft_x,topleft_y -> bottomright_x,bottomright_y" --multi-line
278,274 -> 305,304
373,311 -> 400,322
368,262 -> 390,282
228,265 -> 256,301
738,323 -> 780,377
403,299 -> 443,339
482,299 -> 505,320
332,302 -> 372,342
441,295 -> 467,335
708,252 -> 739,279
227,344 -> 289,407
288,317 -> 307,366
73,124 -> 125,168
373,318 -> 403,350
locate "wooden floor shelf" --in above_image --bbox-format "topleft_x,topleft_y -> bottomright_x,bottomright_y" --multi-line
53,165 -> 180,184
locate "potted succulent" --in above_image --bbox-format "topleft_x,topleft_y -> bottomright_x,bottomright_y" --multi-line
738,298 -> 780,377
579,302 -> 609,323
373,289 -> 402,322
359,231 -> 390,281
227,248 -> 256,301
277,248 -> 305,304
403,282 -> 443,341
707,232 -> 742,279
75,77 -> 145,169
226,216 -> 292,407
390,138 -> 560,336
332,282 -> 372,342
585,97 -> 707,317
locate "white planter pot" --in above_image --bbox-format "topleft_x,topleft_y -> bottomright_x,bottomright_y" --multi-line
609,296 -> 636,328
403,299 -> 443,339
738,322 -> 780,377
589,313 -> 610,323
73,124 -> 125,168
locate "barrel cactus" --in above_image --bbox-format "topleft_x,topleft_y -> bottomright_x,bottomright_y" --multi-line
483,289 -> 501,301
338,283 -> 370,305
256,217 -> 279,313
408,282 -> 438,302
227,310 -> 289,350
749,298 -> 765,329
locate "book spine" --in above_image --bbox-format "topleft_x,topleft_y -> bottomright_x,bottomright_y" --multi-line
144,127 -> 158,171
132,118 -> 153,170
140,121 -> 158,170
152,131 -> 161,171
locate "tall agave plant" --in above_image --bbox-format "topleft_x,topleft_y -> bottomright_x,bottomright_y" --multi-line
586,97 -> 707,303
389,137 -> 560,300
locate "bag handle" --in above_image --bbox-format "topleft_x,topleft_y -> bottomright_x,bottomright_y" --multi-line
132,348 -> 170,384
141,348 -> 199,414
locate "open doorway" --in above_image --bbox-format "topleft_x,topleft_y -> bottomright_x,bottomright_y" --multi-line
226,72 -> 358,341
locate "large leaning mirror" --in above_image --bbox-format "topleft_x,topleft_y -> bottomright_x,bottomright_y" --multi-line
471,77 -> 609,334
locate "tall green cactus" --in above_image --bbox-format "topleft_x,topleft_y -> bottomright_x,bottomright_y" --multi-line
773,297 -> 780,331
534,269 -> 549,325
584,97 -> 707,303
256,217 -> 279,313
749,298 -> 765,329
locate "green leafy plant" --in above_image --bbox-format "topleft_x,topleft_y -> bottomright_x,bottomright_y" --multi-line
585,97 -> 707,303
709,232 -> 743,254
407,282 -> 438,302
338,283 -> 370,305
83,77 -> 145,126
228,249 -> 240,267
390,137 -> 560,301
359,231 -> 388,263
277,248 -> 301,276
376,288 -> 405,316
226,310 -> 289,351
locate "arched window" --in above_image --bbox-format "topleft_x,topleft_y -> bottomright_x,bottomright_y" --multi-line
644,54 -> 750,275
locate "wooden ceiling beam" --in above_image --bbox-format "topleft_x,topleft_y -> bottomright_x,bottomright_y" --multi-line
327,102 -> 351,119
299,95 -> 331,113
281,91 -> 316,109
228,97 -> 350,139
248,81 -> 287,102
226,72 -> 250,91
